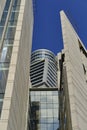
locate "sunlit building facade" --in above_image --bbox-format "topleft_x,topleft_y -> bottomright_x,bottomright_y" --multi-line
29,11 -> 87,130
29,49 -> 59,130
58,11 -> 87,130
0,0 -> 33,130
0,0 -> 87,129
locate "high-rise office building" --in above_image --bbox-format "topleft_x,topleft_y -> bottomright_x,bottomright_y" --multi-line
58,11 -> 87,130
0,0 -> 33,130
29,49 -> 59,130
0,0 -> 87,129
30,49 -> 58,88
29,11 -> 87,130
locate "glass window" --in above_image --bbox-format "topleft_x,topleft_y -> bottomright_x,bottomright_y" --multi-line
53,97 -> 58,103
53,109 -> 58,118
40,118 -> 47,123
41,109 -> 46,117
47,103 -> 53,109
54,118 -> 58,123
0,46 -> 13,63
40,124 -> 47,130
0,69 -> 8,93
31,61 -> 44,68
30,72 -> 43,79
40,103 -> 46,109
54,123 -> 59,130
47,96 -> 53,103
0,12 -> 8,26
31,94 -> 35,101
29,90 -> 59,130
3,40 -> 14,45
0,100 -> 3,107
9,11 -> 19,24
47,123 -> 54,130
41,91 -> 46,96
5,27 -> 16,39
52,91 -> 58,96
53,103 -> 58,109
30,64 -> 44,73
4,0 -> 11,11
0,62 -> 9,69
35,95 -> 40,102
0,27 -> 4,39
0,0 -> 21,118
47,76 -> 56,87
0,101 -> 3,116
13,4 -> 21,10
35,91 -> 40,96
47,109 -> 53,117
31,76 -> 43,83
47,91 -> 52,95
13,0 -> 21,6
41,96 -> 47,102
47,118 -> 54,123
0,94 -> 4,99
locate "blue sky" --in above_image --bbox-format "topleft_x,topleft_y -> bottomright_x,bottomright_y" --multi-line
32,0 -> 87,54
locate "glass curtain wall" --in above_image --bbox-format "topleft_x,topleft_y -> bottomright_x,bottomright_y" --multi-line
0,0 -> 21,117
29,90 -> 59,130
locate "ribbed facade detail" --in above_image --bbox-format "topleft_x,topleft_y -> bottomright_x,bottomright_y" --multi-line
30,49 -> 58,88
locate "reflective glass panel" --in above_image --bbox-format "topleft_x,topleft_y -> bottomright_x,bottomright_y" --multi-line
29,90 -> 59,130
0,0 -> 21,118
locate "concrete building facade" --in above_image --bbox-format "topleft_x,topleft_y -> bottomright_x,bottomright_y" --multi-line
29,49 -> 59,130
59,11 -> 87,130
0,0 -> 6,20
29,14 -> 87,129
0,0 -> 87,129
0,0 -> 33,130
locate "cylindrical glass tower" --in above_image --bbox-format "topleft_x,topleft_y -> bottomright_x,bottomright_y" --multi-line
30,49 -> 58,88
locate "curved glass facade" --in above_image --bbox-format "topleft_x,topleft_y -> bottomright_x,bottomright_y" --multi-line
31,49 -> 57,65
30,49 -> 58,88
29,49 -> 59,129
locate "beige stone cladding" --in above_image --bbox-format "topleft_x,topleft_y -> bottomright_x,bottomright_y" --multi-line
57,52 -> 62,90
0,0 -> 33,130
0,0 -> 6,20
60,11 -> 87,130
